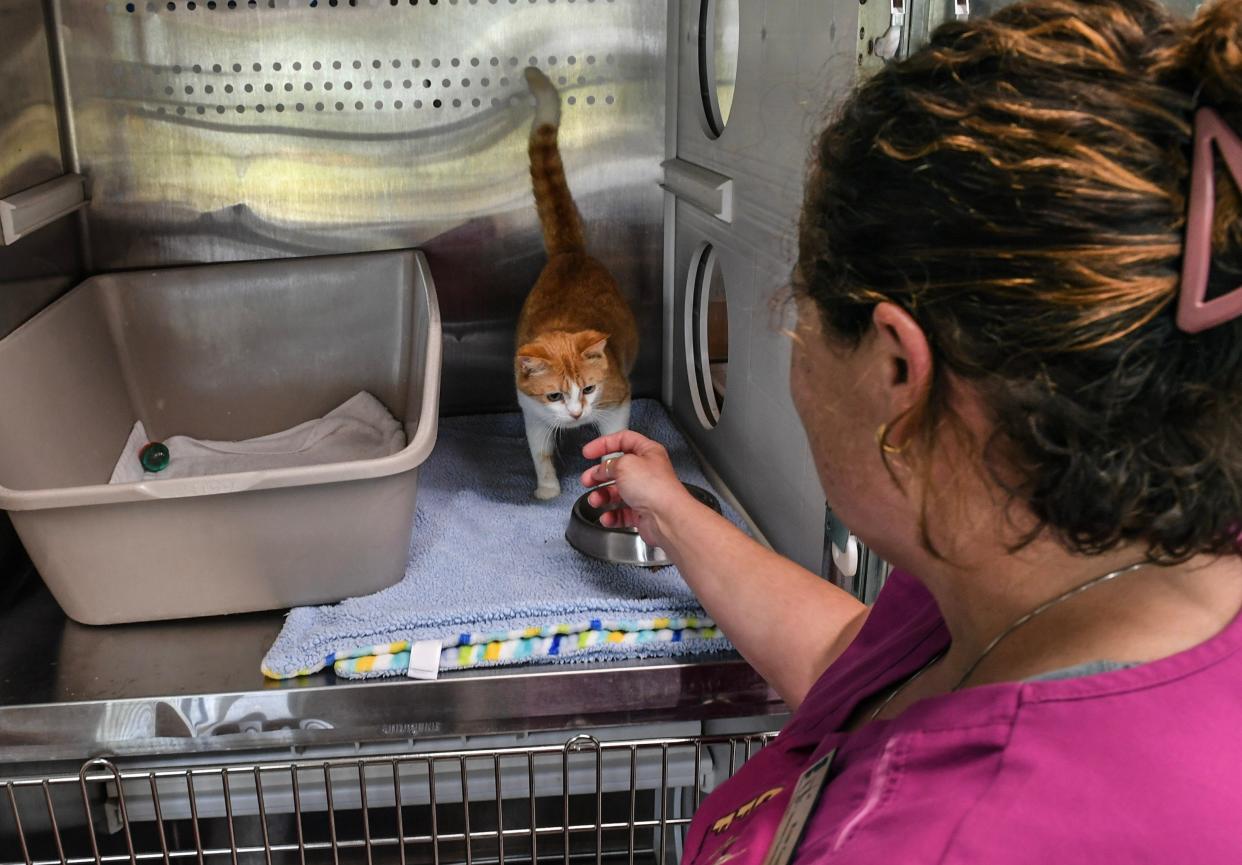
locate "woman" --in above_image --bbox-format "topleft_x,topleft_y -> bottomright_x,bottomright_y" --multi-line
584,0 -> 1242,860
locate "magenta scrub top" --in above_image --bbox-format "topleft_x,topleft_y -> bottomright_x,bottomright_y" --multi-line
682,569 -> 1242,864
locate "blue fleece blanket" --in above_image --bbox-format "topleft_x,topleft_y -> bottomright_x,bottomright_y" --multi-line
261,400 -> 739,679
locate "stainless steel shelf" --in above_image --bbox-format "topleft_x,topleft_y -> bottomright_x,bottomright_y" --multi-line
0,583 -> 784,764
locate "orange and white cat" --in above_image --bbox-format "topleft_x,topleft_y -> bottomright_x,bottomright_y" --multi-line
515,67 -> 638,500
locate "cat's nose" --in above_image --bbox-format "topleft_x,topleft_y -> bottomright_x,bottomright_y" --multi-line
569,406 -> 583,419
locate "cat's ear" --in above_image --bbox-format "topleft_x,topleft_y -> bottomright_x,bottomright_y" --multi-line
576,330 -> 609,360
517,343 -> 550,377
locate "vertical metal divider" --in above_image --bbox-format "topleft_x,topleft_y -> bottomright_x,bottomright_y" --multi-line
38,0 -> 93,272
42,780 -> 68,865
626,748 -> 638,865
77,767 -> 102,865
289,768 -> 306,865
5,782 -> 31,865
78,760 -> 136,865
492,756 -> 505,865
220,770 -> 239,865
561,735 -> 602,865
391,760 -> 407,865
254,769 -> 273,865
358,764 -> 374,865
147,774 -> 171,865
526,754 -> 537,865
692,743 -> 703,810
592,747 -> 602,865
428,759 -> 441,865
186,772 -> 205,865
657,746 -> 669,865
322,764 -> 339,865
117,766 -> 139,865
459,757 -> 472,865
560,750 -> 570,865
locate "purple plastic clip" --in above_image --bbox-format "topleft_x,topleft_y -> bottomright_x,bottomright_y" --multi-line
1177,107 -> 1242,334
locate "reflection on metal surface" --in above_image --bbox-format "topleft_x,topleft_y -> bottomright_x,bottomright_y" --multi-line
0,0 -> 83,338
56,0 -> 667,410
0,0 -> 61,199
697,0 -> 739,139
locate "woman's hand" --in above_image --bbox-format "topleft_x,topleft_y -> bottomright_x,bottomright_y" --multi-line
583,431 -> 869,710
580,431 -> 700,550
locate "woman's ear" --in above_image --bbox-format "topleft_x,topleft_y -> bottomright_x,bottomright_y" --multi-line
871,302 -> 933,423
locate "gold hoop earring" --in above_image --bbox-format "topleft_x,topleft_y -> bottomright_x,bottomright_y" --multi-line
876,422 -> 906,455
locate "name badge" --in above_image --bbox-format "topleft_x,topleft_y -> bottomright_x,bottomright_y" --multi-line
760,750 -> 835,865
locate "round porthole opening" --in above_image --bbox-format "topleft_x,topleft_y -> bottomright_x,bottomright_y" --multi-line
685,243 -> 729,429
698,0 -> 739,139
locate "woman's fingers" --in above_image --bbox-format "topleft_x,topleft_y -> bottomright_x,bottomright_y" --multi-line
587,486 -> 622,509
599,506 -> 640,529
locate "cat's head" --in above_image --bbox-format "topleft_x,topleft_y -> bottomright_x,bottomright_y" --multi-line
516,330 -> 609,424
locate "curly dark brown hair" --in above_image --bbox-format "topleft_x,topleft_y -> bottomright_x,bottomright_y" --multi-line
796,0 -> 1242,560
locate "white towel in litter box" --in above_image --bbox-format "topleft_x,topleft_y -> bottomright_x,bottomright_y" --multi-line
109,392 -> 406,484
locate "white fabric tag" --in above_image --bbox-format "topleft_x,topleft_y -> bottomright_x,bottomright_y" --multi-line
761,750 -> 835,865
405,640 -> 442,680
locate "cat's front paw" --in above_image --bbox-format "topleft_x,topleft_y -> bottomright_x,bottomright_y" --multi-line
534,483 -> 561,501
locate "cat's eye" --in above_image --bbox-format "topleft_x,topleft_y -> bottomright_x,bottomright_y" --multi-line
546,393 -> 563,402
583,385 -> 596,395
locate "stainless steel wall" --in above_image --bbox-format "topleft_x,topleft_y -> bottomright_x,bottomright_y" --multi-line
666,0 -> 856,572
0,0 -> 80,594
0,0 -> 83,339
54,0 -> 667,412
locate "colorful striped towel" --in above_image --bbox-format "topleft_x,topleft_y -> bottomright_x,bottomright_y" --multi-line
320,616 -> 724,678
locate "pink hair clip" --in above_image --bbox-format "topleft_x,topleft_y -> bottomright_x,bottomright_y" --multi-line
1177,107 -> 1242,334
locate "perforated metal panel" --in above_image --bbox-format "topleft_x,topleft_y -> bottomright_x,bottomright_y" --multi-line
55,0 -> 667,411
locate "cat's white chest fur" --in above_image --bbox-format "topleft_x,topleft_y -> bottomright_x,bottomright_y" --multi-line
519,393 -> 631,500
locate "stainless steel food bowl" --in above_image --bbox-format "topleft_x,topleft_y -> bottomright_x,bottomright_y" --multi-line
566,483 -> 722,567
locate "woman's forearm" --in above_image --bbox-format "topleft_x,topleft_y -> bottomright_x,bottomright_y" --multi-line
658,499 -> 868,710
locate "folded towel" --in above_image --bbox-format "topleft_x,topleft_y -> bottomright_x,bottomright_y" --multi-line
261,399 -> 738,679
110,392 -> 405,484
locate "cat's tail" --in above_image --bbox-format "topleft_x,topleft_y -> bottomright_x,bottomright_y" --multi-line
525,67 -> 586,256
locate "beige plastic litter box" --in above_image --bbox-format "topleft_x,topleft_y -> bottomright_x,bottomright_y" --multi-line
0,249 -> 441,625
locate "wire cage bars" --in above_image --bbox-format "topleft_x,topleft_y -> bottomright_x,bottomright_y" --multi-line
1,733 -> 777,865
